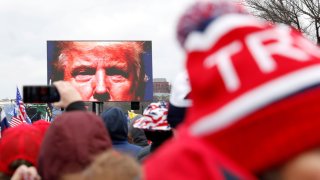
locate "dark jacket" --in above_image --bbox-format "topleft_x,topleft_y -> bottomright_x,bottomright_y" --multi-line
137,145 -> 151,162
137,130 -> 173,162
101,107 -> 142,157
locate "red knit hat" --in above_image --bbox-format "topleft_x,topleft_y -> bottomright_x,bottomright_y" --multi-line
0,124 -> 43,175
178,0 -> 320,174
38,111 -> 112,180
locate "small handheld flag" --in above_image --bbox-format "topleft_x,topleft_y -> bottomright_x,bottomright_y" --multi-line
16,87 -> 31,124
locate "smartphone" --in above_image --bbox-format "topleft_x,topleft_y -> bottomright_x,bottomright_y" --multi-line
23,86 -> 60,103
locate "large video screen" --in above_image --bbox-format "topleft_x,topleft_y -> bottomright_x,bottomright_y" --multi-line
47,41 -> 153,102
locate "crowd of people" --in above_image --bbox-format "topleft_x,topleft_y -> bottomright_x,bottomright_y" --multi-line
1,0 -> 320,179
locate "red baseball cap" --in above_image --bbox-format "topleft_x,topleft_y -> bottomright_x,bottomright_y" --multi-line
0,124 -> 43,175
32,119 -> 50,137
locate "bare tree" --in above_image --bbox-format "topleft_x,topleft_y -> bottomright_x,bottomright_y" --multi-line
243,0 -> 320,44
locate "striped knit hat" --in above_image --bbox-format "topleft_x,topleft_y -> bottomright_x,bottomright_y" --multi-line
176,0 -> 247,49
0,124 -> 43,175
178,0 -> 320,174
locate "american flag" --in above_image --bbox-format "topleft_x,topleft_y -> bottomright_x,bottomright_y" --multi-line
9,103 -> 27,128
16,87 -> 31,124
10,116 -> 25,127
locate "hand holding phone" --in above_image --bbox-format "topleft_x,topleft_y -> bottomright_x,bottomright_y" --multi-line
23,86 -> 60,103
23,81 -> 82,108
52,81 -> 83,108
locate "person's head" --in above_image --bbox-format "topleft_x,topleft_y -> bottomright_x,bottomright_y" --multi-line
263,149 -> 320,180
62,149 -> 142,180
52,41 -> 148,102
0,124 -> 44,177
0,160 -> 34,180
38,111 -> 112,180
133,101 -> 173,151
100,107 -> 129,142
167,71 -> 192,129
176,0 -> 320,179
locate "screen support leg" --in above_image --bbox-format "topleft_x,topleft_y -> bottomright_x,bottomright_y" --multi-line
92,102 -> 104,115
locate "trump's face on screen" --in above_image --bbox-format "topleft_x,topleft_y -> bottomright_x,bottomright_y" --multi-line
53,41 -> 147,102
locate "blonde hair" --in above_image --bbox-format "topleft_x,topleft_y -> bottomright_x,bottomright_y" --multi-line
62,149 -> 142,180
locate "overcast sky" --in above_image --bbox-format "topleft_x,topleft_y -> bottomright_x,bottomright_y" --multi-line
0,0 -> 195,99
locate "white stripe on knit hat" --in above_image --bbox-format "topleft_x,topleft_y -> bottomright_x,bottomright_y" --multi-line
190,64 -> 320,136
184,14 -> 264,51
